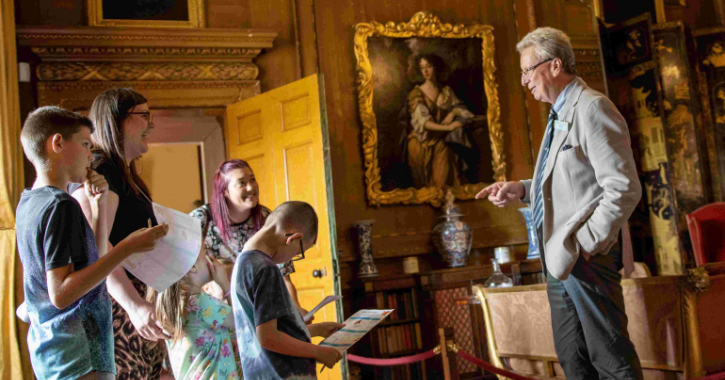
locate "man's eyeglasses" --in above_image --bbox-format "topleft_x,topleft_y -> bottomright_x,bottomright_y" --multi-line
284,233 -> 305,261
128,111 -> 153,126
521,58 -> 553,78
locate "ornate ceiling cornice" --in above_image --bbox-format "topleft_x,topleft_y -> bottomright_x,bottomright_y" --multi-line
17,27 -> 277,62
17,26 -> 277,109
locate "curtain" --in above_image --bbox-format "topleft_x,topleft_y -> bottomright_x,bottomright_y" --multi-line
0,0 -> 26,379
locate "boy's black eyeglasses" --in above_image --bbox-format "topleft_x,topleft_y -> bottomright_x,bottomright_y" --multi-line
284,233 -> 305,261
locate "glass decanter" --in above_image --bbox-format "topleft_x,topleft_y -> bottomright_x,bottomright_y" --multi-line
484,258 -> 513,288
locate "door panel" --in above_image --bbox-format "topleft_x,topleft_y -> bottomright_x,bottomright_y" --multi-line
226,74 -> 342,380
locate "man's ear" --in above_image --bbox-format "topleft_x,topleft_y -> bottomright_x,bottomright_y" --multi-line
551,58 -> 563,76
49,133 -> 64,154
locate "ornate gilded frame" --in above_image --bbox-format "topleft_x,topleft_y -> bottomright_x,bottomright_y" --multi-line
87,0 -> 205,28
354,12 -> 504,206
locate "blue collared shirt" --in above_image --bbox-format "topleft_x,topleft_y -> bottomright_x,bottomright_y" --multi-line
552,78 -> 577,115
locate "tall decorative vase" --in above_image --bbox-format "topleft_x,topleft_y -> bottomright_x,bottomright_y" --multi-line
353,220 -> 379,277
432,190 -> 473,268
518,207 -> 540,259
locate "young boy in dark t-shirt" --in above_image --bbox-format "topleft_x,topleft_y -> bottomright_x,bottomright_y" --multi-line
16,106 -> 168,380
232,201 -> 344,380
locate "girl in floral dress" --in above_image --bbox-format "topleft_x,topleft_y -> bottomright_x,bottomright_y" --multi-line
147,245 -> 239,380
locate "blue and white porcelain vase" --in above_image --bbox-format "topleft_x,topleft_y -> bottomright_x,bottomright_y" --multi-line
518,207 -> 540,259
432,190 -> 473,268
353,220 -> 379,277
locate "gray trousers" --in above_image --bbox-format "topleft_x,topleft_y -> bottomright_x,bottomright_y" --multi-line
537,226 -> 643,380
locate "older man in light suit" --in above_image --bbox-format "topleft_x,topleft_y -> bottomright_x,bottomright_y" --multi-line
477,27 -> 643,379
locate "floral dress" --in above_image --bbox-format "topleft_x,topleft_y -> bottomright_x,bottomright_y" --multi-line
190,204 -> 294,276
167,293 -> 239,380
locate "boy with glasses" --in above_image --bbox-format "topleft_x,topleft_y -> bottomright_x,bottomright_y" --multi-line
231,201 -> 344,379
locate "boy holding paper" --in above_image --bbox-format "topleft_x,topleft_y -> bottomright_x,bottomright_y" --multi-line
232,201 -> 344,379
16,106 -> 168,380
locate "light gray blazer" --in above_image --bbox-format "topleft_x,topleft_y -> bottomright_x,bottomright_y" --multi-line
521,77 -> 642,280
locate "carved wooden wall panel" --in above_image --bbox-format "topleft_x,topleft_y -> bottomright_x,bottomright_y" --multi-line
17,26 -> 277,109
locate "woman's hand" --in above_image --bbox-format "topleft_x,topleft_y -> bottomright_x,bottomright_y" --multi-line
128,301 -> 172,341
441,112 -> 456,126
207,255 -> 231,294
446,120 -> 463,131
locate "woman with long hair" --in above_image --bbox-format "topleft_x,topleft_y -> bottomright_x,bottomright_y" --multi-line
71,88 -> 170,379
190,159 -> 308,318
406,53 -> 475,188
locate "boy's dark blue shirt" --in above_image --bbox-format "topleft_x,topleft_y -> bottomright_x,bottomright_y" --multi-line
232,250 -> 316,380
16,186 -> 114,380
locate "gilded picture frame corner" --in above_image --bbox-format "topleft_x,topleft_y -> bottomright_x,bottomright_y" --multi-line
354,11 -> 505,207
86,0 -> 206,29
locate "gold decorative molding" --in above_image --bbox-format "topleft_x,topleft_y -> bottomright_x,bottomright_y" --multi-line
354,12 -> 504,206
17,27 -> 277,46
29,47 -> 263,63
87,0 -> 205,28
38,80 -> 260,110
37,62 -> 259,81
18,26 -> 276,110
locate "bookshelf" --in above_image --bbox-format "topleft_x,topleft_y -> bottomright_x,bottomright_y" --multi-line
347,259 -> 546,380
352,274 -> 436,380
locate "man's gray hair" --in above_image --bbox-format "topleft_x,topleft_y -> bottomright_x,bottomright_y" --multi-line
517,27 -> 577,75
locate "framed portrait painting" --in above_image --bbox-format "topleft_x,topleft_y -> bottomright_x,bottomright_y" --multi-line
87,0 -> 205,28
354,12 -> 504,206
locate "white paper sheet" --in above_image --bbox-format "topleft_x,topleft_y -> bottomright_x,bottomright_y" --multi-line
122,202 -> 202,292
304,295 -> 342,323
319,309 -> 393,352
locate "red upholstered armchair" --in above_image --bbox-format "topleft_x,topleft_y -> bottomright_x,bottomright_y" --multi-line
687,203 -> 725,267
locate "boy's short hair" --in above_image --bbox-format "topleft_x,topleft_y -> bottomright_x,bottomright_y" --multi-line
266,201 -> 318,243
20,106 -> 93,167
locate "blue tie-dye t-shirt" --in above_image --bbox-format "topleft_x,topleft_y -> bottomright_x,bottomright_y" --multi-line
231,250 -> 316,380
16,186 -> 114,380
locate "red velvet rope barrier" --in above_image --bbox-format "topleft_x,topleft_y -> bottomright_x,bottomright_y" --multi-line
348,347 -> 725,380
455,349 -> 536,380
347,350 -> 437,366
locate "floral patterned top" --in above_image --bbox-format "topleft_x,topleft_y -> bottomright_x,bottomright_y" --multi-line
190,204 -> 294,276
166,293 -> 239,380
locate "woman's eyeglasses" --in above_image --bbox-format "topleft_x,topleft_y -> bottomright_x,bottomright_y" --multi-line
128,111 -> 153,126
284,233 -> 305,261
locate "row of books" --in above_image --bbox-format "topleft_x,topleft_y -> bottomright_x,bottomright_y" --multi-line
371,362 -> 426,380
375,323 -> 423,355
375,289 -> 419,321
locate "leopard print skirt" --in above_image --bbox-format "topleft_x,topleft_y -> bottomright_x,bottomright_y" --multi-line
111,277 -> 166,380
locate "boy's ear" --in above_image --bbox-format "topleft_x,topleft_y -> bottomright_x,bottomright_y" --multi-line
48,133 -> 64,155
285,232 -> 303,245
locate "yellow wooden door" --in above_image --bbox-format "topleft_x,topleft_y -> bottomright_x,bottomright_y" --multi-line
226,74 -> 343,379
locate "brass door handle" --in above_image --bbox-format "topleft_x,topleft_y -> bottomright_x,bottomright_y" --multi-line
312,267 -> 327,278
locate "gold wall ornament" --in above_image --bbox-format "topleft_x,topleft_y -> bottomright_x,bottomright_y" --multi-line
87,0 -> 205,28
354,12 -> 505,207
36,62 -> 259,81
37,80 -> 260,110
17,27 -> 276,110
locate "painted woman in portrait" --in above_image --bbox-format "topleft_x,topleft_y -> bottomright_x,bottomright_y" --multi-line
405,53 -> 475,188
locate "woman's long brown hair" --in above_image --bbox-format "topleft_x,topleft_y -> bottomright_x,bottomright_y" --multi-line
88,88 -> 151,197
